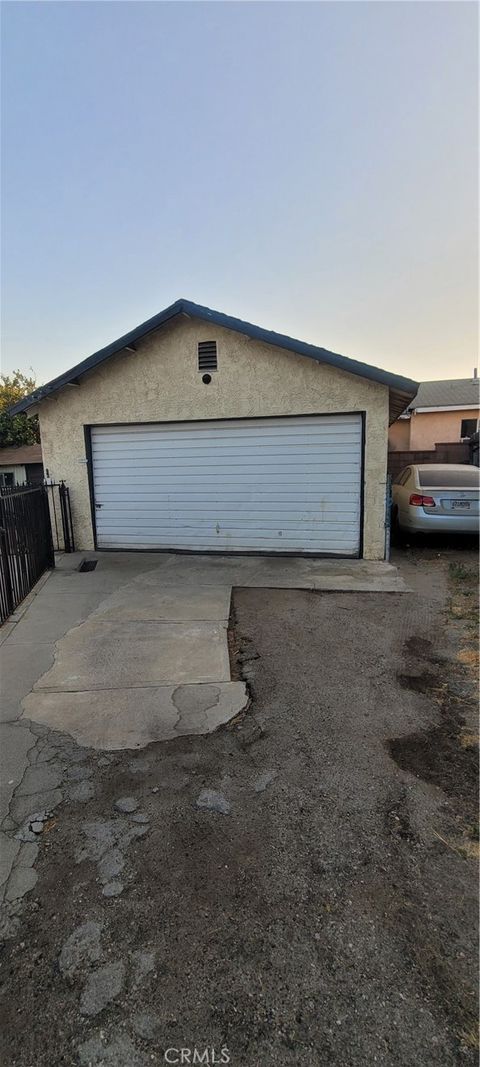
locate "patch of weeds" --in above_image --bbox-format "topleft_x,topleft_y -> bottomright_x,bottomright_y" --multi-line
468,819 -> 479,842
458,1025 -> 479,1052
457,647 -> 479,669
449,562 -> 475,583
458,839 -> 480,861
459,731 -> 480,750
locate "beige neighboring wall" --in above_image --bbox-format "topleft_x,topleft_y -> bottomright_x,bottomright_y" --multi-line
38,317 -> 390,559
388,417 -> 411,451
409,409 -> 479,450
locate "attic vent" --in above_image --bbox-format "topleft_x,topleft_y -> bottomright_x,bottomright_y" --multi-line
198,341 -> 217,372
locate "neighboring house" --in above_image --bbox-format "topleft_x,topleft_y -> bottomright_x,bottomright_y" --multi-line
9,299 -> 417,560
389,377 -> 479,451
0,443 -> 44,487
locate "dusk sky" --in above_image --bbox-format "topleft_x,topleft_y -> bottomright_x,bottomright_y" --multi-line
1,1 -> 478,386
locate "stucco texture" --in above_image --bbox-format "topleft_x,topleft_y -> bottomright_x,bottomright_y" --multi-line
37,317 -> 389,559
389,409 -> 479,451
388,418 -> 411,452
409,409 -> 479,450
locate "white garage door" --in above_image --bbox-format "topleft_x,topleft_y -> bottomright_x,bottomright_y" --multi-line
91,415 -> 363,555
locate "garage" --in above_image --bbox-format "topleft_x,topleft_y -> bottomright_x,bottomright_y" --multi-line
11,298 -> 418,559
90,414 -> 363,555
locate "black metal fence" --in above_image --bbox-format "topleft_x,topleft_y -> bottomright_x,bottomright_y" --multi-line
0,481 -> 74,625
46,481 -> 75,554
0,485 -> 54,624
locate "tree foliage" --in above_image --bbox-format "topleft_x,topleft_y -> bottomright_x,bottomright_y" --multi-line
0,370 -> 40,448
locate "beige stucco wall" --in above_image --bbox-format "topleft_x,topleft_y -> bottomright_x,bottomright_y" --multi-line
409,409 -> 479,450
388,418 -> 411,451
37,317 -> 390,559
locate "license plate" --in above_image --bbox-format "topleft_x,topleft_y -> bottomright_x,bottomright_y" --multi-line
451,501 -> 470,510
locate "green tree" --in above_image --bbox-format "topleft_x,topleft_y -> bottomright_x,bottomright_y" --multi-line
0,370 -> 40,448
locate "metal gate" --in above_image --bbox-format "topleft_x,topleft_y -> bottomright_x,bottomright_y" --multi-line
0,481 -> 74,625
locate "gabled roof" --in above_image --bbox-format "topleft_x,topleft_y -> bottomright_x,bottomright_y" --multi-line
407,378 -> 480,411
9,298 -> 418,422
0,443 -> 43,466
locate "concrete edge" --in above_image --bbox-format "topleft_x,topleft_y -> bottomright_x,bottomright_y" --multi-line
0,569 -> 54,647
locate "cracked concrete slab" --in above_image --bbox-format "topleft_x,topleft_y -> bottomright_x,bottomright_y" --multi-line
22,681 -> 248,749
0,834 -> 20,890
4,592 -> 103,645
34,619 -> 231,691
10,788 -> 63,825
5,864 -> 37,902
92,581 -> 232,622
0,724 -> 37,821
15,762 -> 64,797
0,549 -> 406,897
0,643 -> 57,722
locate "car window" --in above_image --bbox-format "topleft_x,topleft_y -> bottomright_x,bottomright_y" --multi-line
418,468 -> 480,489
396,468 -> 410,486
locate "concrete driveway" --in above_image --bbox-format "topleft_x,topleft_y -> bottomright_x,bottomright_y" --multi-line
0,545 -> 477,1067
0,551 -> 405,900
3,550 -> 406,748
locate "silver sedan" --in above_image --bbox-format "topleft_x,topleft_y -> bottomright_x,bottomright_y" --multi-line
392,464 -> 479,535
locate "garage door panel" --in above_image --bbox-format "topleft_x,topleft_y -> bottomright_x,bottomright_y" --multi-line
92,420 -> 359,440
92,416 -> 362,555
98,518 -> 359,532
95,512 -> 359,526
92,436 -> 360,451
93,473 -> 360,485
97,535 -> 359,549
93,459 -> 360,471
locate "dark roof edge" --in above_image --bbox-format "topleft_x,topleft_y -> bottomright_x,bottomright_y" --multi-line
9,298 -> 418,414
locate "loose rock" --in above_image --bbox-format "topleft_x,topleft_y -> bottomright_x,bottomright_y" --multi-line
67,764 -> 92,782
130,1012 -> 161,1041
78,1032 -> 148,1067
253,770 -> 278,793
102,881 -> 124,897
58,920 -> 104,980
68,780 -> 95,803
196,789 -> 231,815
97,848 -> 124,884
79,960 -> 125,1016
130,949 -> 155,988
114,797 -> 138,814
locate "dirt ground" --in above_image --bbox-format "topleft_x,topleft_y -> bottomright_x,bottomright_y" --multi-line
0,542 -> 478,1067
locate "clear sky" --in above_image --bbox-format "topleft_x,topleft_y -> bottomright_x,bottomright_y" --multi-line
1,1 -> 478,386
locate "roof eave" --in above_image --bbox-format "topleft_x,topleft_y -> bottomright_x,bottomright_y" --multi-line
9,298 -> 418,415
9,298 -> 186,415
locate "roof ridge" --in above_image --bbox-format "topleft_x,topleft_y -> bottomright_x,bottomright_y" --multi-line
8,298 -> 418,418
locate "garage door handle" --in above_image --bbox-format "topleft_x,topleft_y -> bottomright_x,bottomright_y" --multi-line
95,503 -> 103,509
